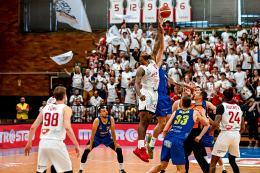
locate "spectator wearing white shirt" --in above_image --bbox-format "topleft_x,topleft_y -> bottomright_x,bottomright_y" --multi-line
175,42 -> 189,62
82,69 -> 95,105
214,50 -> 225,70
177,55 -> 189,75
234,65 -> 247,90
240,46 -> 253,71
236,38 -> 246,57
225,36 -> 236,55
39,101 -> 46,113
237,25 -> 248,44
172,31 -> 182,47
166,40 -> 177,59
95,69 -> 107,99
249,20 -> 259,37
125,78 -> 136,105
185,34 -> 195,54
112,56 -> 122,79
175,25 -> 184,39
169,62 -> 183,82
210,31 -> 218,44
144,40 -> 153,55
189,37 -> 202,64
69,90 -> 83,106
223,64 -> 236,86
119,32 -> 130,56
193,57 -> 203,77
105,53 -> 115,68
212,66 -> 220,83
217,72 -> 231,93
198,34 -> 205,44
163,29 -> 172,60
71,99 -> 85,122
134,23 -> 143,37
119,22 -> 131,37
90,91 -> 102,106
120,52 -> 130,71
130,27 -> 141,52
221,26 -> 233,44
111,98 -> 125,122
105,77 -> 118,105
253,53 -> 260,70
226,48 -> 240,72
120,66 -> 131,104
202,37 -> 215,61
146,24 -> 155,38
166,52 -> 176,71
195,76 -> 203,89
140,32 -> 149,51
205,76 -> 216,98
64,66 -> 83,96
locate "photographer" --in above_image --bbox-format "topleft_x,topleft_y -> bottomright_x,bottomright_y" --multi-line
243,98 -> 259,148
69,89 -> 83,106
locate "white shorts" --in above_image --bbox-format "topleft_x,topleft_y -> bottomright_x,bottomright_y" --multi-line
211,131 -> 241,157
37,140 -> 72,173
138,88 -> 158,113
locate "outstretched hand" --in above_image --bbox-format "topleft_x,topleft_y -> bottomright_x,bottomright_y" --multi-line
158,17 -> 165,31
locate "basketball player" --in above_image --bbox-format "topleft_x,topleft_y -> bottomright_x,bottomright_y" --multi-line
132,17 -> 165,162
78,106 -> 126,173
147,96 -> 209,173
209,88 -> 245,173
147,75 -> 195,159
24,86 -> 80,173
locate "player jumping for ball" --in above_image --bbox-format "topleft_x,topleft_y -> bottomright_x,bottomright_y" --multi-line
78,106 -> 126,173
147,96 -> 209,173
209,87 -> 245,173
132,17 -> 165,162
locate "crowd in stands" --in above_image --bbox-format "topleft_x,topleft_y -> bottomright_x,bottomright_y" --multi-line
37,21 -> 260,125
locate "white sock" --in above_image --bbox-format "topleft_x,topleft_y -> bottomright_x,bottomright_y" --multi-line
204,156 -> 209,163
221,165 -> 225,171
149,137 -> 157,148
138,140 -> 145,149
80,163 -> 85,170
119,163 -> 123,170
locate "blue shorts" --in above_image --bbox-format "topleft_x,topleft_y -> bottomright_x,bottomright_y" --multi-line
161,134 -> 186,165
202,127 -> 215,147
92,135 -> 114,148
155,95 -> 172,117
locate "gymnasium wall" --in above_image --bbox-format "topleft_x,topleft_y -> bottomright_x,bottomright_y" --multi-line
0,0 -> 105,96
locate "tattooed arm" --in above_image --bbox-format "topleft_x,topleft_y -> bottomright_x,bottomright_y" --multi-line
168,78 -> 196,91
135,67 -> 146,101
150,18 -> 164,65
155,18 -> 165,68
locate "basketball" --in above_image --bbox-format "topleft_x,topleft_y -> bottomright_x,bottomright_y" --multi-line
159,6 -> 171,18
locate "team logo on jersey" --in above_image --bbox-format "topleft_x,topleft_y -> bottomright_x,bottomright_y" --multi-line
99,126 -> 102,129
42,129 -> 49,135
225,125 -> 233,130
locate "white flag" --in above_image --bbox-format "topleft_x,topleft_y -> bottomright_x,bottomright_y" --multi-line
54,0 -> 92,32
51,51 -> 73,65
115,12 -> 137,22
106,25 -> 124,46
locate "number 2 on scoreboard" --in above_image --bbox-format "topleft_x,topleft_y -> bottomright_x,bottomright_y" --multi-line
228,111 -> 240,124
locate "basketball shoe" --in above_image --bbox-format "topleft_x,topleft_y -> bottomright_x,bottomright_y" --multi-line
146,135 -> 154,159
119,169 -> 126,173
133,147 -> 150,162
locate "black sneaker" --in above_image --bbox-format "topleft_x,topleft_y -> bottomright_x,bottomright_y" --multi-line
248,143 -> 253,148
222,170 -> 228,173
119,169 -> 126,173
254,143 -> 259,148
160,170 -> 166,173
78,170 -> 83,173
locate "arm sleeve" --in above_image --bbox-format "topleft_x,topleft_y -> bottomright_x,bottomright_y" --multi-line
216,104 -> 225,115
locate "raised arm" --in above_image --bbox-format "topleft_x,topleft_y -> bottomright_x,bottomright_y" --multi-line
134,67 -> 145,101
151,18 -> 164,66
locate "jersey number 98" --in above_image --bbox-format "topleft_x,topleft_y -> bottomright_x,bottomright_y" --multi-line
174,115 -> 189,125
44,113 -> 59,126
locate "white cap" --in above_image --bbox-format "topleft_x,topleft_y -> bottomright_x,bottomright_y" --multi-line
92,50 -> 96,53
200,54 -> 205,58
198,72 -> 203,77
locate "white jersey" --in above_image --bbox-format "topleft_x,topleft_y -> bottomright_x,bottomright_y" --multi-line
40,104 -> 67,141
72,73 -> 83,89
140,59 -> 159,90
47,96 -> 67,105
219,102 -> 243,131
83,75 -> 94,92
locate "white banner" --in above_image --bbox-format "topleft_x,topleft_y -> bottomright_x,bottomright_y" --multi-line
175,0 -> 192,22
106,25 -> 125,46
54,0 -> 92,32
51,51 -> 73,65
109,0 -> 124,24
159,0 -> 174,22
125,0 -> 141,23
115,12 -> 137,22
142,0 -> 157,23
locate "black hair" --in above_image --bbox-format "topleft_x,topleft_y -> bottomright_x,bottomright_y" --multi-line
205,36 -> 209,40
226,26 -> 230,29
200,90 -> 208,101
174,62 -> 178,65
166,20 -> 170,24
146,40 -> 152,43
175,26 -> 180,29
229,36 -> 234,39
149,24 -> 153,27
223,87 -> 234,100
98,106 -> 106,113
229,48 -> 235,51
220,72 -> 226,76
236,64 -> 241,68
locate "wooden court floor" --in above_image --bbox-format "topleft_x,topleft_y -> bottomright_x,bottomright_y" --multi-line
0,146 -> 260,173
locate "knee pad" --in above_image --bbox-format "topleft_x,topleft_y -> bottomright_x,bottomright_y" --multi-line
81,149 -> 91,163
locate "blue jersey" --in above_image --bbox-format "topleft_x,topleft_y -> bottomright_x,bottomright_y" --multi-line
95,115 -> 111,138
158,65 -> 168,95
168,109 -> 195,141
